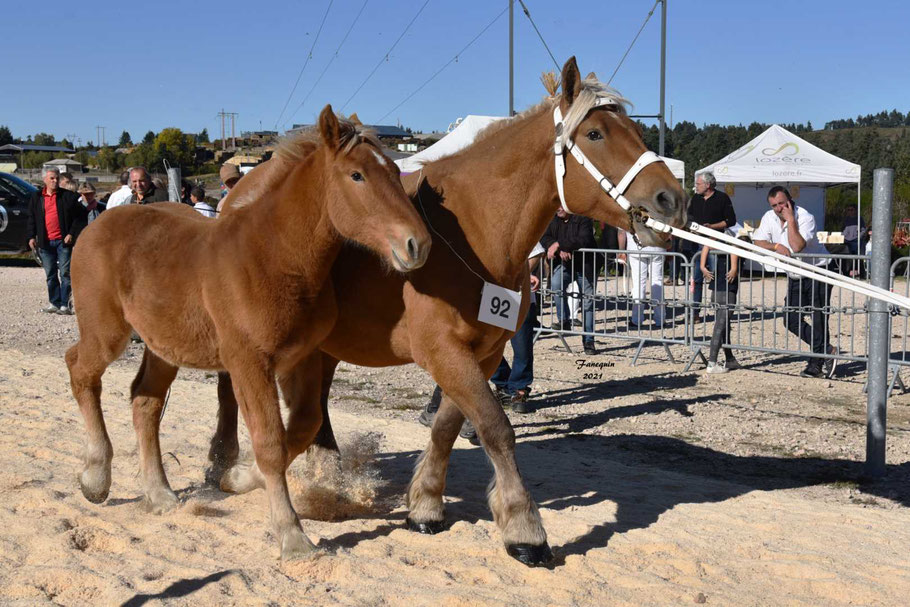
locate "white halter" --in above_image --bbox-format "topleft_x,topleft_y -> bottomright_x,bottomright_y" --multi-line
552,97 -> 666,231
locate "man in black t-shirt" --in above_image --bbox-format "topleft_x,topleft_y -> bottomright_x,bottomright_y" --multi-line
687,171 -> 736,317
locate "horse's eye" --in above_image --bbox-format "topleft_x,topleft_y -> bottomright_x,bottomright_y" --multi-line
351,172 -> 364,182
586,130 -> 602,141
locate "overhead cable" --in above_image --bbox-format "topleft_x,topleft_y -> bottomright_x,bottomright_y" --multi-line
607,0 -> 660,86
376,5 -> 508,123
340,0 -> 431,112
516,0 -> 559,70
286,0 -> 370,126
274,0 -> 335,129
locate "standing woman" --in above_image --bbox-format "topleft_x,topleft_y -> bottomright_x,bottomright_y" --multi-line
701,244 -> 741,374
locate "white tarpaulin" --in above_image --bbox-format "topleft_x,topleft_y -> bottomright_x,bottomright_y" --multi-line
397,115 -> 685,182
698,124 -> 860,185
697,124 -> 862,271
396,116 -> 504,173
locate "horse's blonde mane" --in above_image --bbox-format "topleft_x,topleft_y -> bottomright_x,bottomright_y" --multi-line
274,119 -> 379,162
229,118 -> 379,210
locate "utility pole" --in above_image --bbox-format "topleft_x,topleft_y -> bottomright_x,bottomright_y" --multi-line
218,109 -> 227,151
508,0 -> 514,117
658,0 -> 667,156
95,126 -> 106,148
230,112 -> 238,150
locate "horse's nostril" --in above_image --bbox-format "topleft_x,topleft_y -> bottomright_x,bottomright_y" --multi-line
406,237 -> 419,261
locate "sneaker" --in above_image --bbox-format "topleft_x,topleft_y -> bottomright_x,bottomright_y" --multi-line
459,418 -> 478,444
706,362 -> 728,374
572,319 -> 582,327
418,405 -> 435,428
549,319 -> 572,331
493,387 -> 512,409
41,304 -> 60,314
511,389 -> 533,414
583,342 -> 597,356
824,347 -> 839,378
724,358 -> 742,371
800,364 -> 824,378
57,306 -> 73,315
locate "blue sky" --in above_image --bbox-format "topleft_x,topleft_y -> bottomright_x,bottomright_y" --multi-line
3,0 -> 909,145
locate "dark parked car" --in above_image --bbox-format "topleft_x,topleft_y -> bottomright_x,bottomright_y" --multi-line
0,172 -> 37,252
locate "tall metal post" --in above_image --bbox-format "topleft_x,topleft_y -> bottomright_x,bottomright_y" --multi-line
658,0 -> 667,156
509,0 -> 514,116
865,167 -> 894,477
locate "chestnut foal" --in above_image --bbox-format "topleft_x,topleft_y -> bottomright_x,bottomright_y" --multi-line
65,106 -> 430,559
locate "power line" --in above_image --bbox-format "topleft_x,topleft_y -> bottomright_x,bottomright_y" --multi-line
340,0 -> 431,113
516,0 -> 559,70
274,0 -> 335,129
286,0 -> 370,126
607,0 -> 660,86
377,6 -> 508,123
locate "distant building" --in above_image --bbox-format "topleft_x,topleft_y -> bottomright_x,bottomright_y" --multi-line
287,124 -> 410,140
42,158 -> 83,174
223,154 -> 264,175
0,144 -> 75,154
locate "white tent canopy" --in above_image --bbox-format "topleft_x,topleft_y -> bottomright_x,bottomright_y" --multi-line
698,124 -> 860,185
697,124 -> 860,229
396,115 -> 504,173
397,115 -> 685,183
697,124 -> 862,271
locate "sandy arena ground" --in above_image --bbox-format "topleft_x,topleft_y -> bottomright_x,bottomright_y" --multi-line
2,261 -> 910,606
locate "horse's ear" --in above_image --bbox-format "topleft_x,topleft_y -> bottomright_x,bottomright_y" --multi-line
585,71 -> 597,80
318,104 -> 341,150
560,56 -> 582,106
348,112 -> 363,127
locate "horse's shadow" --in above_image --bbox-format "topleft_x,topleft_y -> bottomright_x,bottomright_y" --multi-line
347,430 -> 910,565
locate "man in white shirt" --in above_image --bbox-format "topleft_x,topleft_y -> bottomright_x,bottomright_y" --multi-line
753,186 -> 837,378
104,171 -> 133,209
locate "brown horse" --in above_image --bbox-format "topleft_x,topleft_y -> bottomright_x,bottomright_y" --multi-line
64,105 -> 431,560
205,58 -> 689,565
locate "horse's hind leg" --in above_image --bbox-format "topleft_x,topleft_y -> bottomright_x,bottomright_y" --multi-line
309,352 -> 341,457
65,313 -> 131,503
205,372 -> 241,485
130,347 -> 180,514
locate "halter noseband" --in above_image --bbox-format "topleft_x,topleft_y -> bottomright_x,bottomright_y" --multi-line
553,96 -> 668,243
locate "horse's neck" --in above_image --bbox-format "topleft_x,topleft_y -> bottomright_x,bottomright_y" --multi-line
229,159 -> 341,289
428,109 -> 559,286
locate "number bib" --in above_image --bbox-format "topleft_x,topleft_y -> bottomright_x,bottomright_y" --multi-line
478,282 -> 521,331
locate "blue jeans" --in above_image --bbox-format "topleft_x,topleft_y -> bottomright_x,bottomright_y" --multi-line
552,263 -> 594,344
38,240 -> 71,308
491,301 -> 537,393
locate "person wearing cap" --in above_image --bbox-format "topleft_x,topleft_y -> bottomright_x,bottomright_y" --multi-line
129,166 -> 168,204
77,182 -> 106,224
215,163 -> 242,214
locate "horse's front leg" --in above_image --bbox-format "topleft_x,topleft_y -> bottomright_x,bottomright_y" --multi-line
408,348 -> 552,566
205,372 -> 240,486
222,349 -> 316,560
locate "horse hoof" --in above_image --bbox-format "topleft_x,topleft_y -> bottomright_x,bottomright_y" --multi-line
220,464 -> 264,494
280,528 -> 318,561
79,470 -> 111,504
506,542 -> 554,566
406,517 -> 446,535
143,488 -> 179,514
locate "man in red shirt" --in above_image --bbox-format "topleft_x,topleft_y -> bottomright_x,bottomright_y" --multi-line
26,168 -> 87,314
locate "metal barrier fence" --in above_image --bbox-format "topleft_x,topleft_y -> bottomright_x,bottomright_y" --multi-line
533,247 -> 909,393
